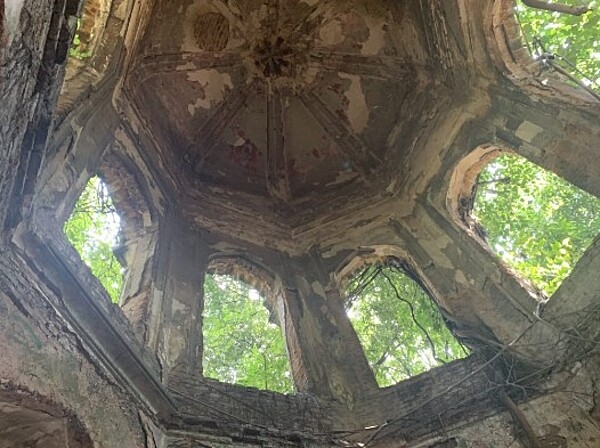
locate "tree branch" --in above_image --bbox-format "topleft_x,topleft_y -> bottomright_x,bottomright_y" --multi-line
521,0 -> 591,16
499,390 -> 542,448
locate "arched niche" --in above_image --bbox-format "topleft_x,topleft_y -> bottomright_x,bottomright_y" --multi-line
0,387 -> 93,448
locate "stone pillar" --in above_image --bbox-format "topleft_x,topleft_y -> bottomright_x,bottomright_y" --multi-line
148,212 -> 208,380
278,252 -> 378,405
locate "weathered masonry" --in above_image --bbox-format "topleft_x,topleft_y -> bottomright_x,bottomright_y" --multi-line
1,0 -> 599,446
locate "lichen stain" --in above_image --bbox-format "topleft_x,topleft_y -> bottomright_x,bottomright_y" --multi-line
339,73 -> 369,134
186,69 -> 233,115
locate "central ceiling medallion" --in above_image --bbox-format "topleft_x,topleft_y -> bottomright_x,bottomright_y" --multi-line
254,36 -> 296,78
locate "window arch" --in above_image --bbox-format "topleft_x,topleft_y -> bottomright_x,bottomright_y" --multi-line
202,257 -> 293,393
69,0 -> 112,61
449,146 -> 600,297
63,175 -> 124,303
340,255 -> 467,387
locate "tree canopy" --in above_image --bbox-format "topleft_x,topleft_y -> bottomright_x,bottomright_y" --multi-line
344,264 -> 467,387
517,0 -> 600,91
63,177 -> 123,303
202,273 -> 294,393
473,154 -> 600,296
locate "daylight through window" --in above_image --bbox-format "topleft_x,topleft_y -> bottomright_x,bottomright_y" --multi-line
202,273 -> 293,393
63,176 -> 124,303
344,262 -> 467,387
472,153 -> 600,296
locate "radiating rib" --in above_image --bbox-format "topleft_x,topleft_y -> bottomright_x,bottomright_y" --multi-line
188,84 -> 249,170
298,90 -> 381,178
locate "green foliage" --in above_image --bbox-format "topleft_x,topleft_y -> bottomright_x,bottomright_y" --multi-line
202,274 -> 293,393
63,177 -> 124,303
518,0 -> 600,89
473,154 -> 600,296
69,19 -> 92,60
345,265 -> 467,387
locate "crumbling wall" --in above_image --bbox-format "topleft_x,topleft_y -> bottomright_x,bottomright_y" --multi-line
0,254 -> 146,447
0,0 -> 54,221
2,0 -> 600,447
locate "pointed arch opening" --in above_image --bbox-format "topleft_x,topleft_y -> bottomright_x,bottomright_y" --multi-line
450,146 -> 600,297
202,259 -> 293,394
63,175 -> 124,303
342,257 -> 468,387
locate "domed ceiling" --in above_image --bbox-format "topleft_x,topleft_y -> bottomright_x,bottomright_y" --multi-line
121,0 -> 458,227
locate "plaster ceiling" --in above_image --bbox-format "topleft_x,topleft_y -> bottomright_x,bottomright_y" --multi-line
120,0 -> 452,225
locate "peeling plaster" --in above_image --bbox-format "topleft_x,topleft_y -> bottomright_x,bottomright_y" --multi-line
339,74 -> 369,134
319,20 -> 345,47
5,0 -> 26,45
455,270 -> 468,284
176,62 -> 197,71
362,16 -> 387,56
303,67 -> 320,85
114,129 -> 165,215
187,69 -> 233,114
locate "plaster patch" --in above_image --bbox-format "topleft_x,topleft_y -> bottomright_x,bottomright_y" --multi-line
361,17 -> 386,56
303,66 -> 320,85
516,121 -> 544,143
176,62 -> 197,71
186,70 -> 233,114
319,20 -> 345,47
311,281 -> 326,298
339,74 -> 369,134
455,270 -> 468,284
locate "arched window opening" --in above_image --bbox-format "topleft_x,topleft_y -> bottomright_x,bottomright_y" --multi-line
514,1 -> 599,92
471,153 -> 600,296
63,176 -> 124,303
344,260 -> 468,387
202,272 -> 293,393
68,0 -> 111,61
